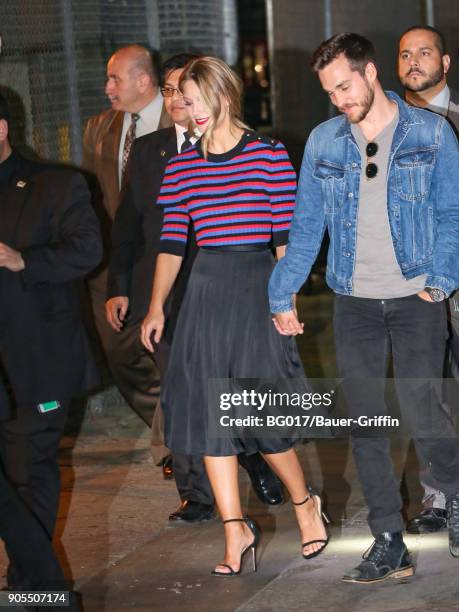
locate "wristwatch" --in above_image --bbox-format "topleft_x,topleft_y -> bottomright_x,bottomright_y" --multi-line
425,287 -> 446,302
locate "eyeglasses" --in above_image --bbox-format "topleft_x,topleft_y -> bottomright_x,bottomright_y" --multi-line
365,142 -> 378,179
160,86 -> 183,98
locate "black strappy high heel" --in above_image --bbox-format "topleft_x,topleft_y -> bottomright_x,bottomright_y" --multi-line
211,517 -> 260,576
292,486 -> 330,560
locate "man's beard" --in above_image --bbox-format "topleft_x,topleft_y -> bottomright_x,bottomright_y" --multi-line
401,65 -> 444,93
345,82 -> 375,124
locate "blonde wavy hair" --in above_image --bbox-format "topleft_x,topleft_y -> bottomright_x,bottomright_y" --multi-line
179,56 -> 248,158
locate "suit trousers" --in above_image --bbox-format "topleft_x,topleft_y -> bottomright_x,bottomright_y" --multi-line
418,323 -> 459,509
89,282 -> 169,462
334,294 -> 459,536
0,399 -> 69,539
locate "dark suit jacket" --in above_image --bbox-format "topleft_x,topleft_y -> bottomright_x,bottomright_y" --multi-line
0,152 -> 102,406
448,88 -> 459,133
106,127 -> 197,338
0,379 -> 10,421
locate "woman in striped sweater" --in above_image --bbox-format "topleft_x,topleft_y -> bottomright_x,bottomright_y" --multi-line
141,57 -> 329,575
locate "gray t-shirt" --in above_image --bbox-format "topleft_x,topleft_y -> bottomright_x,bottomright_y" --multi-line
351,109 -> 426,298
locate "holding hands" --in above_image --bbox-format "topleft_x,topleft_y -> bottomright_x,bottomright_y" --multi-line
272,309 -> 304,336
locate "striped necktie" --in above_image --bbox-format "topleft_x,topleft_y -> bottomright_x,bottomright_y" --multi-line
180,131 -> 193,153
121,112 -> 139,184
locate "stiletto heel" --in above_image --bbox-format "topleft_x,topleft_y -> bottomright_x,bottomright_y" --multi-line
292,486 -> 330,560
211,517 -> 260,576
250,542 -> 257,572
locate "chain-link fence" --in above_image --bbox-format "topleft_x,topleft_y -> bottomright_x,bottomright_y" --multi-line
0,0 -> 238,164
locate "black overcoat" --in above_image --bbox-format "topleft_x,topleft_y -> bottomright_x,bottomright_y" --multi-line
0,152 -> 102,407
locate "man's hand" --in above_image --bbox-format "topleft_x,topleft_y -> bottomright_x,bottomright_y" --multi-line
105,296 -> 129,331
0,243 -> 24,272
272,310 -> 304,336
140,308 -> 165,352
417,290 -> 434,303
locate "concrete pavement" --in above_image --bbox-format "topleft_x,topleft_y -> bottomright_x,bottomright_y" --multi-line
1,286 -> 458,610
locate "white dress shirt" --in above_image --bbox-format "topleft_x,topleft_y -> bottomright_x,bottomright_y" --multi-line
175,123 -> 198,152
118,92 -> 164,186
426,84 -> 450,117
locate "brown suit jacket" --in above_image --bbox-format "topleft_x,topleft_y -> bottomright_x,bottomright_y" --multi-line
82,100 -> 172,296
83,101 -> 172,221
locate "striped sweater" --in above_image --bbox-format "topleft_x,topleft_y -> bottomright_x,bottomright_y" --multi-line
157,131 -> 297,256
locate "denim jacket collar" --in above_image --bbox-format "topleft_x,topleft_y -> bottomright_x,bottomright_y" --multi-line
334,91 -> 424,141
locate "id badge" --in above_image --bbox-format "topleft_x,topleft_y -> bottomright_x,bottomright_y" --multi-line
37,400 -> 61,414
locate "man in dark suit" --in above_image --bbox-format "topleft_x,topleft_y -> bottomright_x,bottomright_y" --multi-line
83,45 -> 172,467
0,92 -> 102,585
398,25 -> 459,535
106,54 -> 284,521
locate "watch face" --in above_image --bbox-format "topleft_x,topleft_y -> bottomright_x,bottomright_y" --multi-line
427,287 -> 445,302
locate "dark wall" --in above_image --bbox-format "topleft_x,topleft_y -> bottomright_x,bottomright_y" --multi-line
268,0 -> 459,168
435,0 -> 459,91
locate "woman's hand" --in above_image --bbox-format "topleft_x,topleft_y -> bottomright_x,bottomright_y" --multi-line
141,253 -> 184,351
272,309 -> 304,336
141,308 -> 165,352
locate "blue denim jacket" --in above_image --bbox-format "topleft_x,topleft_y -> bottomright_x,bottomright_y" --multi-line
269,91 -> 459,313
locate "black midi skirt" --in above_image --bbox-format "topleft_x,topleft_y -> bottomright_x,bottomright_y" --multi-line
163,247 -> 305,456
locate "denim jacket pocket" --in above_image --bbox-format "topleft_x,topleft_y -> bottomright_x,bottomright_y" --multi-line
394,147 -> 436,202
313,160 -> 346,213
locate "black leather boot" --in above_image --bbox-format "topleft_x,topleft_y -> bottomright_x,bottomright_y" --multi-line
342,531 -> 414,583
446,494 -> 459,557
238,453 -> 284,506
406,507 -> 447,534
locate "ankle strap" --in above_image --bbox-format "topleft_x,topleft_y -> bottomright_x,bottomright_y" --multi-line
223,517 -> 246,524
292,495 -> 311,506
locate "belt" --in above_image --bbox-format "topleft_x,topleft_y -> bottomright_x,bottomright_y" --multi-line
200,244 -> 270,253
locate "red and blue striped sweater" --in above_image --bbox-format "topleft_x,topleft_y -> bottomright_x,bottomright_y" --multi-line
157,131 -> 297,256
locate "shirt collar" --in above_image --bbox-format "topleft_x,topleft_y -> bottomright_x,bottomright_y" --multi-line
135,91 -> 163,126
175,123 -> 188,136
426,84 -> 450,116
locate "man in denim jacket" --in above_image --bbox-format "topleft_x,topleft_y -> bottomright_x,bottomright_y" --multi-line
269,33 -> 459,583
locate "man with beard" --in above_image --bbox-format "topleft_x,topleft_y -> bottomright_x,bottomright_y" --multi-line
269,33 -> 459,582
398,25 -> 459,536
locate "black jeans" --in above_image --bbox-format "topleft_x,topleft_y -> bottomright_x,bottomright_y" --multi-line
334,294 -> 459,536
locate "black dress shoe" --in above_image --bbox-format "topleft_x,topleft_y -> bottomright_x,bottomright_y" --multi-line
161,455 -> 174,480
238,453 -> 284,506
169,500 -> 215,523
406,507 -> 447,534
342,532 -> 414,583
446,494 -> 459,557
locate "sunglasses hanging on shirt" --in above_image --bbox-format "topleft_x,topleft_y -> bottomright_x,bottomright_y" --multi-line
365,142 -> 378,179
